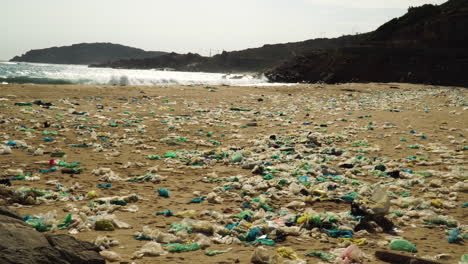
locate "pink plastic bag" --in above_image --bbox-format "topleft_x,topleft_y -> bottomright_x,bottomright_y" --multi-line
339,245 -> 362,264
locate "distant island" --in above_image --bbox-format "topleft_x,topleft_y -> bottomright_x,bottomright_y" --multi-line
10,43 -> 167,65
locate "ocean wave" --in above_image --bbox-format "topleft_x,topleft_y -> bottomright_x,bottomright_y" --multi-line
0,76 -> 75,85
0,75 -> 272,86
0,62 -> 279,86
0,62 -> 17,65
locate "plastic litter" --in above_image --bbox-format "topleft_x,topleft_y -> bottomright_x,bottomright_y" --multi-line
246,227 -> 262,241
156,209 -> 173,216
389,239 -> 417,253
204,248 -> 232,256
99,250 -> 122,262
158,188 -> 170,198
305,251 -> 335,262
164,242 -> 200,253
276,247 -> 302,260
2,82 -> 468,263
132,241 -> 167,258
447,228 -> 462,243
251,246 -> 272,264
57,214 -> 72,229
94,235 -> 120,250
188,195 -> 206,203
338,245 -> 363,264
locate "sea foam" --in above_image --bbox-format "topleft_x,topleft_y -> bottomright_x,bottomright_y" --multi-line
0,62 -> 281,86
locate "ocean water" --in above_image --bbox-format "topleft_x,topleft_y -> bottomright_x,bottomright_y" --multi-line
0,61 -> 278,86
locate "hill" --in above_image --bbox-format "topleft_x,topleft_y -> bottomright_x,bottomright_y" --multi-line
91,35 -> 361,72
89,52 -> 209,71
266,0 -> 468,86
10,43 -> 167,65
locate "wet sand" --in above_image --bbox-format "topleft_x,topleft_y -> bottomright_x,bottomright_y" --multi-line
0,83 -> 467,263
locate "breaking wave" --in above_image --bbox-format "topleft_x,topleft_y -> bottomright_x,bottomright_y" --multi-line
0,62 -> 277,86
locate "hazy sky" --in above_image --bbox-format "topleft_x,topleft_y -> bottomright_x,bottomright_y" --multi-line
1,0 -> 447,60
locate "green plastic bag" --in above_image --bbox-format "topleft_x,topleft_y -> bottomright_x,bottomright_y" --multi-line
58,161 -> 80,168
204,248 -> 232,256
230,153 -> 243,163
169,222 -> 192,233
164,152 -> 177,158
25,218 -> 52,232
305,251 -> 335,261
57,214 -> 72,229
164,243 -> 200,253
146,155 -> 161,160
390,239 -> 417,253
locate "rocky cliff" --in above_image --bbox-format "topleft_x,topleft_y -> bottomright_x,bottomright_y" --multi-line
10,43 -> 167,65
266,0 -> 468,86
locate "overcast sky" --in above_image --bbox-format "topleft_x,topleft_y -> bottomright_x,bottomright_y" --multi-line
1,0 -> 447,60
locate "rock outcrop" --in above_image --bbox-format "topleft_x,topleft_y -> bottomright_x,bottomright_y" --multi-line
0,207 -> 104,264
266,0 -> 468,87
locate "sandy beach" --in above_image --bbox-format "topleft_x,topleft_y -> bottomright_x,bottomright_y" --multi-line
0,83 -> 467,264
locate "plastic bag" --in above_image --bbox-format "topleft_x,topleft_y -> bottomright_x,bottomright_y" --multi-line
207,192 -> 223,204
251,246 -> 272,264
338,245 -> 363,264
305,251 -> 335,262
204,248 -> 232,256
195,233 -> 211,249
389,239 -> 417,253
132,242 -> 167,258
164,243 -> 200,253
369,185 -> 390,215
212,234 -> 242,245
158,188 -> 170,198
57,214 -> 72,229
94,235 -> 120,250
0,145 -> 12,155
99,250 -> 121,262
276,247 -> 301,260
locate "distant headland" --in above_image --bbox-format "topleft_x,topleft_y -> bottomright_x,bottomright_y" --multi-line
10,43 -> 167,65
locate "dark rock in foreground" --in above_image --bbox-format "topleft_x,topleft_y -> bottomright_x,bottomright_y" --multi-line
0,206 -> 104,264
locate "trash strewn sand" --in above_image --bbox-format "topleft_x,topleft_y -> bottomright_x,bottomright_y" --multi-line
0,83 -> 466,264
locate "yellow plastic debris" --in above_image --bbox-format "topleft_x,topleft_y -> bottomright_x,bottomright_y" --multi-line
312,189 -> 327,196
86,190 -> 98,199
276,247 -> 300,260
430,199 -> 443,208
339,238 -> 367,246
297,214 -> 311,224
